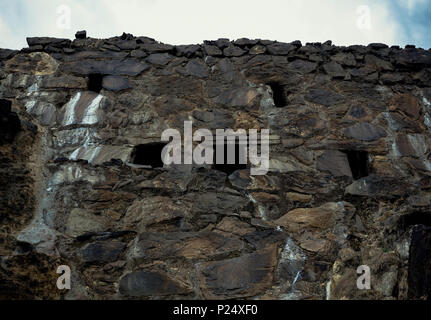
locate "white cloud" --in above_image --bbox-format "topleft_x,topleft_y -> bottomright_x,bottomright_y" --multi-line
397,0 -> 426,14
0,0 -> 403,49
0,16 -> 18,48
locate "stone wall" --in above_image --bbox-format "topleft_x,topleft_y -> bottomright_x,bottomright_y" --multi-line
1,31 -> 431,300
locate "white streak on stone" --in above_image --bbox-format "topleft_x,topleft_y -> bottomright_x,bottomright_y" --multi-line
425,114 -> 431,130
391,139 -> 401,158
282,238 -> 306,262
69,147 -> 81,161
54,127 -> 99,149
62,92 -> 81,126
27,82 -> 39,94
407,134 -> 428,156
88,145 -> 102,164
279,238 -> 306,300
292,271 -> 301,286
422,96 -> 431,133
423,160 -> 431,171
82,94 -> 103,125
25,100 -> 37,113
326,279 -> 332,300
247,193 -> 267,220
423,97 -> 431,108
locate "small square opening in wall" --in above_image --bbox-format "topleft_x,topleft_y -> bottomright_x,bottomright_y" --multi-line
342,150 -> 369,180
212,143 -> 247,176
131,143 -> 167,168
267,82 -> 287,108
88,74 -> 103,93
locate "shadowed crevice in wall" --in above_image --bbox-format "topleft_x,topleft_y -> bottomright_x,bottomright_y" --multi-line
408,225 -> 431,300
212,143 -> 247,176
87,74 -> 103,93
342,150 -> 369,180
267,82 -> 287,108
0,99 -> 21,144
130,143 -> 166,168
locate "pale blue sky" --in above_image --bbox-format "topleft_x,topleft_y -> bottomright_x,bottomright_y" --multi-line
0,0 -> 430,49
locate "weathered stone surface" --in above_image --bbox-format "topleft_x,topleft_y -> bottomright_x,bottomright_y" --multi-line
75,30 -> 87,39
25,100 -> 57,126
79,241 -> 126,263
285,192 -> 312,203
364,54 -> 393,71
61,59 -> 149,76
119,271 -> 191,297
185,59 -> 209,78
394,48 -> 431,67
130,49 -> 148,58
115,40 -> 137,50
122,196 -> 187,232
175,44 -> 201,57
27,37 -> 71,47
331,52 -> 356,66
102,76 -> 131,92
345,175 -> 413,198
287,59 -> 318,74
63,51 -> 128,61
5,52 -> 59,75
0,49 -> 18,60
146,53 -> 173,65
395,134 -> 429,158
132,231 -> 244,261
317,150 -> 353,177
233,38 -> 259,47
381,72 -> 404,84
216,217 -> 256,236
60,92 -> 106,126
349,67 -> 378,82
140,43 -> 174,53
69,145 -> 132,165
323,61 -> 346,78
223,44 -> 246,57
66,209 -> 109,237
203,44 -> 222,56
191,192 -> 250,216
389,93 -> 421,120
41,76 -> 86,89
305,88 -> 345,106
266,42 -> 295,55
199,246 -> 277,299
344,122 -> 387,141
214,87 -> 259,107
275,202 -> 346,233
329,248 -> 400,300
249,45 -> 266,55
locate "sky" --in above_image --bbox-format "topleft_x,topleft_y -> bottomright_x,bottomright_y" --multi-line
0,0 -> 430,50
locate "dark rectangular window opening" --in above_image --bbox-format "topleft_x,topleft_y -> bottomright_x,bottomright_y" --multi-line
342,150 -> 369,180
407,225 -> 431,300
0,98 -> 21,144
212,143 -> 247,176
131,143 -> 166,168
88,74 -> 103,93
268,82 -> 287,108
400,212 -> 431,229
